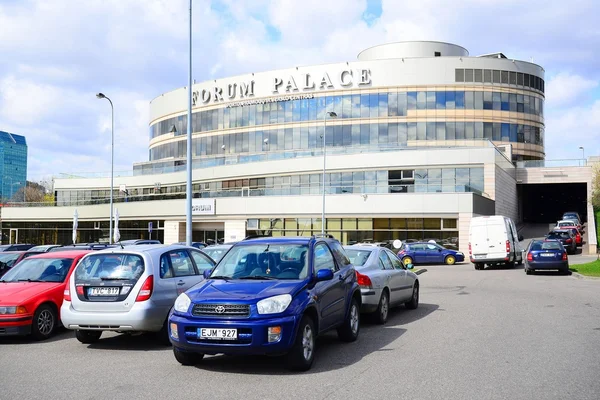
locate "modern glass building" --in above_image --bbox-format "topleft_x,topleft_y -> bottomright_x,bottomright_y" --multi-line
0,41 -> 559,253
0,131 -> 27,202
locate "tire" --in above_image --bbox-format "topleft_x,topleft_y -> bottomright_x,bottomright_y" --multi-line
405,282 -> 419,310
561,267 -> 570,275
156,318 -> 172,346
506,261 -> 515,269
525,268 -> 533,275
286,315 -> 316,371
374,290 -> 389,325
474,263 -> 483,270
173,347 -> 204,366
76,330 -> 102,344
337,298 -> 360,342
402,256 -> 413,266
444,255 -> 456,265
31,305 -> 56,341
516,255 -> 523,266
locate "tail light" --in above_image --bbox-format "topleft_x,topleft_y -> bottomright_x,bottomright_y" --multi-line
506,240 -> 511,253
562,252 -> 568,261
398,250 -> 405,256
63,289 -> 71,301
527,252 -> 533,261
355,271 -> 372,289
468,242 -> 472,256
565,239 -> 572,244
136,276 -> 154,302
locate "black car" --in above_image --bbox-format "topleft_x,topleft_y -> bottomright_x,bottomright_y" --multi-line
525,239 -> 569,275
0,244 -> 35,252
546,230 -> 576,254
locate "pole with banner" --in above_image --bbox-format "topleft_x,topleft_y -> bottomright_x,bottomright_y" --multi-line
148,221 -> 153,240
72,209 -> 78,245
113,208 -> 120,244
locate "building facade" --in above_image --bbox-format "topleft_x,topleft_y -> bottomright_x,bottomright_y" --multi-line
1,42 -> 553,253
0,131 -> 27,202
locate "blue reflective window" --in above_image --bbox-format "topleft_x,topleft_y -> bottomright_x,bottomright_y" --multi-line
300,127 -> 308,148
317,96 -> 326,120
333,95 -> 343,117
465,122 -> 474,139
379,123 -> 388,144
351,124 -> 360,144
455,91 -> 465,109
483,92 -> 493,110
426,91 -> 436,109
417,91 -> 426,110
342,125 -> 351,146
370,123 -> 378,144
379,93 -> 388,117
398,92 -> 407,116
341,95 -> 352,119
509,124 -> 517,142
308,98 -> 317,120
388,92 -> 398,116
426,122 -> 436,140
456,122 -> 465,140
501,93 -> 509,111
445,91 -> 455,109
351,95 -> 360,118
360,124 -> 370,144
501,123 -> 510,141
369,94 -> 379,118
417,122 -> 426,140
436,91 -> 446,109
398,122 -> 407,145
483,122 -> 493,139
300,99 -> 309,121
446,122 -> 455,139
326,96 -> 334,116
492,92 -> 501,111
436,122 -> 445,140
408,92 -> 417,110
408,122 -> 416,141
360,94 -> 370,118
388,123 -> 398,145
292,100 -> 300,122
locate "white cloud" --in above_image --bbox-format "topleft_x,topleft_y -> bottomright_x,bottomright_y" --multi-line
545,100 -> 600,159
545,73 -> 599,108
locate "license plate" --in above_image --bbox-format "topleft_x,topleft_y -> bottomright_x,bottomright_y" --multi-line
473,255 -> 485,259
89,287 -> 120,296
540,253 -> 554,257
198,328 -> 237,340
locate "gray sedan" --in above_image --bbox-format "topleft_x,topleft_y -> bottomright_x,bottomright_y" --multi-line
344,245 -> 419,324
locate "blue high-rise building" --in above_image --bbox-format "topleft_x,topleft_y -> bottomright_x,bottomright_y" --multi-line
0,131 -> 27,201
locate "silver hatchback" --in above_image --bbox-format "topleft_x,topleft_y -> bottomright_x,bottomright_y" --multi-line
61,244 -> 215,344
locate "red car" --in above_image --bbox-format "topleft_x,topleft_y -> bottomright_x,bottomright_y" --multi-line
561,226 -> 582,246
0,250 -> 90,340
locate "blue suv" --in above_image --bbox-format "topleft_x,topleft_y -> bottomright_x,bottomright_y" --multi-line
168,236 -> 361,371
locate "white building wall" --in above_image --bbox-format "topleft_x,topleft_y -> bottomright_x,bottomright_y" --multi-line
164,221 -> 185,244
224,220 -> 247,242
494,165 -> 518,222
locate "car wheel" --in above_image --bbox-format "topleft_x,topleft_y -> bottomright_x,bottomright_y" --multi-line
474,263 -> 483,270
402,256 -> 413,266
444,255 -> 456,265
525,268 -> 533,275
506,261 -> 515,269
561,267 -> 570,275
286,315 -> 316,371
173,347 -> 204,366
405,282 -> 419,310
31,305 -> 56,341
156,318 -> 172,346
374,290 -> 389,325
337,298 -> 360,342
75,330 -> 102,344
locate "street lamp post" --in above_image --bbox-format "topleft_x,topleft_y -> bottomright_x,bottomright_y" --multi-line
579,146 -> 585,165
321,111 -> 338,235
96,92 -> 114,244
185,0 -> 193,246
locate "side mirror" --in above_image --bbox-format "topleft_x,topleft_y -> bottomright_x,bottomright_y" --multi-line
202,269 -> 212,279
438,248 -> 443,252
315,269 -> 334,282
406,263 -> 414,270
518,235 -> 524,241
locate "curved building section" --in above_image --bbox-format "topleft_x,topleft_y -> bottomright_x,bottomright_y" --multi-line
145,41 -> 544,173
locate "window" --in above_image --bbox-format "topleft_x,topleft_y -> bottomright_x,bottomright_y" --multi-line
465,69 -> 474,82
484,69 -> 492,83
313,243 -> 337,273
434,51 -> 441,57
329,241 -> 351,266
378,251 -> 394,270
455,69 -> 464,82
190,250 -> 214,273
474,69 -> 483,83
385,250 -> 404,270
168,250 -> 197,277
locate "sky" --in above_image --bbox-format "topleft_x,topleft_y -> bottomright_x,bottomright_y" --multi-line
0,0 -> 599,182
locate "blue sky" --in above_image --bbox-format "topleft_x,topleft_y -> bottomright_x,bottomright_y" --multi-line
0,0 -> 598,181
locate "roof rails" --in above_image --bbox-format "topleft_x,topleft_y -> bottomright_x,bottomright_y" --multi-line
313,234 -> 335,239
243,234 -> 273,240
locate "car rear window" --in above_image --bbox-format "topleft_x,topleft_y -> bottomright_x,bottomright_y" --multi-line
344,249 -> 372,266
548,232 -> 569,239
531,241 -> 562,251
75,254 -> 145,282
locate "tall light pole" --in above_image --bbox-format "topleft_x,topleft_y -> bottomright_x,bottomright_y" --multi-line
185,0 -> 193,246
321,111 -> 337,235
579,146 -> 585,164
96,92 -> 114,244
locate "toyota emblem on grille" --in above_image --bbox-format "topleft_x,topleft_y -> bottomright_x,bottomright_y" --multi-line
214,305 -> 226,314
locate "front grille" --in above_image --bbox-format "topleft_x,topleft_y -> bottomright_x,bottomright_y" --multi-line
191,304 -> 250,317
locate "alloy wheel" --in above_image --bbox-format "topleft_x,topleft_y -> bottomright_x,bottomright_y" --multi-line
350,304 -> 359,334
37,310 -> 54,336
302,324 -> 314,361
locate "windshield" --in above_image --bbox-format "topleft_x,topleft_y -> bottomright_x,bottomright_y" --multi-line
344,249 -> 372,266
75,254 -> 145,282
203,246 -> 231,262
210,243 -> 308,280
0,258 -> 73,282
0,253 -> 21,268
531,241 -> 562,251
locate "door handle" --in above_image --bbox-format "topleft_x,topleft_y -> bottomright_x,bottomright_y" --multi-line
177,280 -> 185,286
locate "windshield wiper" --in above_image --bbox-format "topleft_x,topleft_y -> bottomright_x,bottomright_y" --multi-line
208,275 -> 231,281
100,277 -> 132,281
17,279 -> 43,282
239,275 -> 277,280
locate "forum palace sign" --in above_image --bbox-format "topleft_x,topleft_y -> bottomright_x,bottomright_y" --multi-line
192,69 -> 372,107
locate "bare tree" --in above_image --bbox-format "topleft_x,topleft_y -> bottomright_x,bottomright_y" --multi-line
11,181 -> 46,203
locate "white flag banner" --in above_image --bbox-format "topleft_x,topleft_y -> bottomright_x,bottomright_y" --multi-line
72,209 -> 78,244
113,208 -> 121,243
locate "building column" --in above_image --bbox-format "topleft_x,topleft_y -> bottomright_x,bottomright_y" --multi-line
164,221 -> 185,244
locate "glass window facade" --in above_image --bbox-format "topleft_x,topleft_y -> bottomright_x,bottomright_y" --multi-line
0,131 -> 28,201
455,69 -> 544,92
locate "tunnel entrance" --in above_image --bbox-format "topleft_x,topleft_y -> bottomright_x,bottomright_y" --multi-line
519,183 -> 588,223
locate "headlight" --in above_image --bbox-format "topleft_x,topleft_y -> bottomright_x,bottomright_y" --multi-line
0,306 -> 26,315
174,293 -> 191,313
257,294 -> 292,315
456,252 -> 464,256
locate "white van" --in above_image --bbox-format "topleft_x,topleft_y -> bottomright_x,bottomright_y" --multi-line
469,216 -> 524,270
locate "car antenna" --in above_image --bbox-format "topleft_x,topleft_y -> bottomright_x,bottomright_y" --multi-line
119,240 -> 124,249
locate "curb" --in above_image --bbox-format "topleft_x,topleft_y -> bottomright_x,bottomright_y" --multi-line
569,271 -> 600,280
415,269 -> 427,275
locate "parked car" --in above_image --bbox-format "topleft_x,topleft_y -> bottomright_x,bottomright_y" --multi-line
0,251 -> 27,277
562,211 -> 582,225
28,245 -> 63,252
397,242 -> 465,266
469,216 -> 524,270
546,230 -> 577,255
49,243 -> 118,252
168,236 -> 362,371
558,226 -> 582,247
61,244 -> 216,344
173,242 -> 207,249
555,220 -> 583,233
120,239 -> 162,246
0,251 -> 91,339
344,245 -> 419,324
0,244 -> 35,252
201,243 -> 233,263
524,240 -> 569,275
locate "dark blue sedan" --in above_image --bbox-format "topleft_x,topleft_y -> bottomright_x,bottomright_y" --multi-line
524,239 -> 569,275
397,241 -> 465,265
168,236 -> 362,371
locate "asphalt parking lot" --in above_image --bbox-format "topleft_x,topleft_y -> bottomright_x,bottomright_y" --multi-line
2,262 -> 600,400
